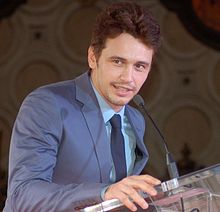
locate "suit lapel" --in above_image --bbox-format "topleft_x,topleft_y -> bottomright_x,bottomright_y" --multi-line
125,107 -> 149,175
75,73 -> 112,183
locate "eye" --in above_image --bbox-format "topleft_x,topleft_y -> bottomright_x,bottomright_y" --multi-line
134,63 -> 146,72
112,59 -> 123,65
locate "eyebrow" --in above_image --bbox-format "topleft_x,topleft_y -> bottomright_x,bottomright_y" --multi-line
109,56 -> 150,66
109,56 -> 126,62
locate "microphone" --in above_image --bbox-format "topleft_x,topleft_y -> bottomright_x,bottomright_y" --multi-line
133,94 -> 179,179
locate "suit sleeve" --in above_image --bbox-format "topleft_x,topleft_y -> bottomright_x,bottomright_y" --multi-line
4,88 -> 106,212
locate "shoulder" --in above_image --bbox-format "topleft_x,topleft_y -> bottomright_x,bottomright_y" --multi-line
16,79 -> 77,121
36,79 -> 76,95
28,72 -> 90,100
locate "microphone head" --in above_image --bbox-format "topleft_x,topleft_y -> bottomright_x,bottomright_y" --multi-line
133,94 -> 145,107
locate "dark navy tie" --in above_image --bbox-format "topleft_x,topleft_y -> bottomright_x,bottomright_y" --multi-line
110,114 -> 127,181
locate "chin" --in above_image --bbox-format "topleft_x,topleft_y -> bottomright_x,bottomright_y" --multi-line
114,97 -> 132,106
108,93 -> 133,106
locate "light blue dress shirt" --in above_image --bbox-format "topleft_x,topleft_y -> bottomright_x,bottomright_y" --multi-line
91,82 -> 137,183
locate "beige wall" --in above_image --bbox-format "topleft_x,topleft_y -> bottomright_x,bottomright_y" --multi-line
0,0 -> 220,180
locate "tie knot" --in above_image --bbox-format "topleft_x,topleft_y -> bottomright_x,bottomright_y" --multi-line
110,114 -> 122,129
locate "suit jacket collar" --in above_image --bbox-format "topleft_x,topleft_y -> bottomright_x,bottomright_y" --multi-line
75,72 -> 98,110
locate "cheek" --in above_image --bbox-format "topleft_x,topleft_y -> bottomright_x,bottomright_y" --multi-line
101,68 -> 116,81
135,74 -> 148,87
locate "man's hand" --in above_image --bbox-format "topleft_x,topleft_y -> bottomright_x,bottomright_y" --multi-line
104,175 -> 161,211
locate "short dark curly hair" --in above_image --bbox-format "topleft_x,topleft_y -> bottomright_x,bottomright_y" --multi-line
90,2 -> 161,60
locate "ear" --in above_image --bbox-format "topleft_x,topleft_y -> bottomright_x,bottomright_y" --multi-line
88,46 -> 97,70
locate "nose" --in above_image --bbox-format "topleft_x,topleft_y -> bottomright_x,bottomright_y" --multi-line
120,66 -> 133,82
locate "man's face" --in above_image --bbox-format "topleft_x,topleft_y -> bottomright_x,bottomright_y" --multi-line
88,33 -> 154,112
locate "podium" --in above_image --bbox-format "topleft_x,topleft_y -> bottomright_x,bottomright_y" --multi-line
81,163 -> 220,211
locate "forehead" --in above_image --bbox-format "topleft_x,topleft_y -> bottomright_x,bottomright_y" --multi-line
101,33 -> 154,62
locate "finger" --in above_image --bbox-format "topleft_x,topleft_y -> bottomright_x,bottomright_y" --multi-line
139,181 -> 158,196
120,177 -> 159,196
104,182 -> 148,211
134,180 -> 158,196
119,194 -> 138,211
117,185 -> 148,211
143,174 -> 161,185
106,185 -> 138,211
125,187 -> 149,210
132,174 -> 161,185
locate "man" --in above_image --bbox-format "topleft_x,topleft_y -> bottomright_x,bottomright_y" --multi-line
4,2 -> 161,211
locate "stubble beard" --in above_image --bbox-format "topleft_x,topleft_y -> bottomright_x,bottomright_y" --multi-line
105,91 -> 134,111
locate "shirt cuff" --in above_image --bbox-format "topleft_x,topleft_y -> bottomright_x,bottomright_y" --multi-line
100,185 -> 110,200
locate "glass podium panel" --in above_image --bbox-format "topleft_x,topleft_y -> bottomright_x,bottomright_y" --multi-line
80,163 -> 220,211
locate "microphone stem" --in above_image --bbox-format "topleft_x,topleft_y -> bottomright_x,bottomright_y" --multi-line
139,103 -> 169,153
139,103 -> 179,179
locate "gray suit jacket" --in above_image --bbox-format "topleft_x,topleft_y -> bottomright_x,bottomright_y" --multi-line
4,72 -> 148,211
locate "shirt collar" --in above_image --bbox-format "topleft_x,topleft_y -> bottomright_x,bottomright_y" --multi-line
91,80 -> 125,124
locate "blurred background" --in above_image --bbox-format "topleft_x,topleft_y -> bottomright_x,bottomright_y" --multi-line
0,0 -> 220,209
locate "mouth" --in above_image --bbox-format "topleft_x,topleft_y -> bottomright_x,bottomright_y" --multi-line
112,83 -> 135,96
